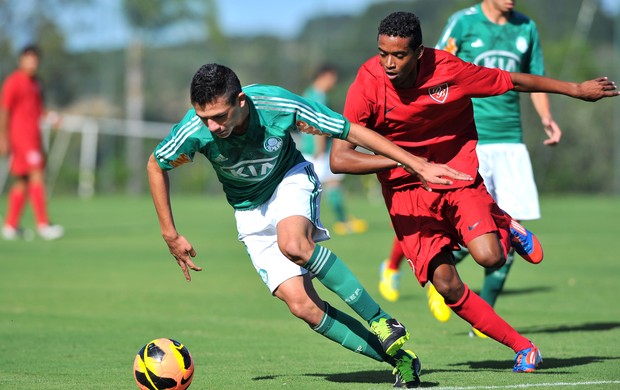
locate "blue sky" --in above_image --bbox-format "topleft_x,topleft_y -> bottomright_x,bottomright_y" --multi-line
56,0 -> 381,51
44,0 -> 620,51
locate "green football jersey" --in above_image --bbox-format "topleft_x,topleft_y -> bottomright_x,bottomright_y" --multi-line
436,4 -> 545,144
299,86 -> 328,156
154,84 -> 350,210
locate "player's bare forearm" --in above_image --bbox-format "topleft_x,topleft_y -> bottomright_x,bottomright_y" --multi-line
147,153 -> 202,281
331,138 -> 398,174
0,109 -> 9,156
147,154 -> 177,240
339,123 -> 472,189
530,93 -> 562,145
511,73 -> 619,102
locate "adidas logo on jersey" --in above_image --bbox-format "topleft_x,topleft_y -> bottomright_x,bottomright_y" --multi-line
213,154 -> 228,163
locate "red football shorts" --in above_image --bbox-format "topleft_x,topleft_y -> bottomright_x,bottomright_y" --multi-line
382,176 -> 512,285
9,143 -> 45,176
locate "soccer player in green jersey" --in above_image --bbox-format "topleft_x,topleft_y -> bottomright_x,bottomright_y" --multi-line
298,64 -> 368,236
147,63 -> 472,388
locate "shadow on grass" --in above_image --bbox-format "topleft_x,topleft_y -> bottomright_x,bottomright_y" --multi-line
470,286 -> 554,296
253,370 -> 391,385
518,321 -> 620,334
251,355 -> 620,385
449,355 -> 620,372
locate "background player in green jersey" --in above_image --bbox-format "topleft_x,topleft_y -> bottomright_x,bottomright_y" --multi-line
299,64 -> 368,236
379,0 -> 563,334
147,63 -> 472,388
433,0 -> 561,336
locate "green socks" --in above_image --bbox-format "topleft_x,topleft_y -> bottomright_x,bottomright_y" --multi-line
480,251 -> 515,307
452,246 -> 470,265
326,187 -> 346,222
313,302 -> 392,363
304,245 -> 387,324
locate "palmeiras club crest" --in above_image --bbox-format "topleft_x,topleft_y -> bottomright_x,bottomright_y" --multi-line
428,83 -> 449,104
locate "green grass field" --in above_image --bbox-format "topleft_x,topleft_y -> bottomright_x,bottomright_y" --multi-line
1,194 -> 619,389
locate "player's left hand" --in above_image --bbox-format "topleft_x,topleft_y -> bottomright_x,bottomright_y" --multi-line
542,117 -> 562,146
576,77 -> 619,101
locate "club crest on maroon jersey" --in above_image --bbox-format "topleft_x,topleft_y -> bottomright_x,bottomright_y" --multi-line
428,83 -> 449,104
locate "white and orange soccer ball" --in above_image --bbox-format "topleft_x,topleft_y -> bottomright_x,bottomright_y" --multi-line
133,338 -> 194,390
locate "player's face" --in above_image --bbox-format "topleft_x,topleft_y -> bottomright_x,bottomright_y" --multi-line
19,52 -> 39,76
193,93 -> 249,138
486,0 -> 515,13
378,34 -> 423,89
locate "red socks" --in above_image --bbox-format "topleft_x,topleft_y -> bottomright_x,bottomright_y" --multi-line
387,236 -> 405,270
29,183 -> 50,226
5,187 -> 27,228
4,183 -> 51,228
447,284 -> 532,352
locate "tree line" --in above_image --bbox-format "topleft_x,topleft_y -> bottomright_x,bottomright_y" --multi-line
0,0 -> 617,194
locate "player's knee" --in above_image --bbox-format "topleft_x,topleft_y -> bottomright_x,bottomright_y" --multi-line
472,246 -> 505,268
286,299 -> 320,324
278,239 -> 314,265
433,279 -> 465,304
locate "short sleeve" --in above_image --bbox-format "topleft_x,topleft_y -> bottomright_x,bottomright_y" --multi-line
343,66 -> 378,127
526,21 -> 545,76
452,57 -> 514,98
153,111 -> 203,170
0,76 -> 17,110
435,12 -> 463,55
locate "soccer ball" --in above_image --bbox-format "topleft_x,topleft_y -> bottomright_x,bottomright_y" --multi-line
133,338 -> 194,390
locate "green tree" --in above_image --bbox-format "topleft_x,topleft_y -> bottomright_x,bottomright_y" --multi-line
121,0 -> 204,194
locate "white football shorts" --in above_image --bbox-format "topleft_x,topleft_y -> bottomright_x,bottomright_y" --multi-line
235,161 -> 330,293
303,152 -> 344,184
477,143 -> 540,220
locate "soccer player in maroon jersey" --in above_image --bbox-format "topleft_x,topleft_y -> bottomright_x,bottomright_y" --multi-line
331,11 -> 617,373
0,45 -> 63,240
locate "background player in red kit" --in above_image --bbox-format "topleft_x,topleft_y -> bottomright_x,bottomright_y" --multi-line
331,11 -> 618,373
0,45 -> 63,240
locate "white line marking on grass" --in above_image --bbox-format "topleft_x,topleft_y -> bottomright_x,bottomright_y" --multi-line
431,381 -> 620,390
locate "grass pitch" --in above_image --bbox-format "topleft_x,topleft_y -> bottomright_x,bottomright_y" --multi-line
0,194 -> 619,389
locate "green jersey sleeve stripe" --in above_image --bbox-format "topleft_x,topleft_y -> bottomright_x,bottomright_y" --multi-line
437,17 -> 459,48
253,101 -> 345,133
436,6 -> 477,49
253,96 -> 346,126
157,116 -> 203,160
251,95 -> 346,133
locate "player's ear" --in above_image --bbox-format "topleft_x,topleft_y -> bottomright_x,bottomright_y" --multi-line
237,92 -> 247,108
415,45 -> 424,60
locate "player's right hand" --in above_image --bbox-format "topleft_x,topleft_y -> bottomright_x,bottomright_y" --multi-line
164,234 -> 202,282
404,161 -> 472,191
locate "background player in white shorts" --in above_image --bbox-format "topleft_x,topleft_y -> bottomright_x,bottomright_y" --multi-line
428,0 -> 562,333
299,64 -> 367,235
377,1 -> 562,331
147,63 -> 471,387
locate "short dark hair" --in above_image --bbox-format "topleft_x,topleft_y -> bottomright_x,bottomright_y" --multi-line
190,63 -> 242,107
20,44 -> 40,57
378,12 -> 423,50
313,63 -> 338,80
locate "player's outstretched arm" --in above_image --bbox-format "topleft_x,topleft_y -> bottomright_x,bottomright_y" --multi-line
511,73 -> 619,102
0,108 -> 9,156
147,154 -> 202,281
332,123 -> 472,190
